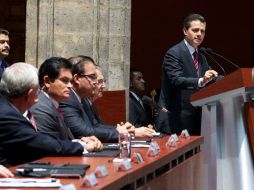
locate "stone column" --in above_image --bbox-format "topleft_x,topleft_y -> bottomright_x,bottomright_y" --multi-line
26,0 -> 131,91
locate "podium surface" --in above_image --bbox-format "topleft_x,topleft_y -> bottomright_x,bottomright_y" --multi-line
191,68 -> 254,190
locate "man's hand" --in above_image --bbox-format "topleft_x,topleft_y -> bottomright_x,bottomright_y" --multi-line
0,165 -> 14,178
116,122 -> 135,134
81,136 -> 103,152
135,127 -> 155,138
203,70 -> 218,84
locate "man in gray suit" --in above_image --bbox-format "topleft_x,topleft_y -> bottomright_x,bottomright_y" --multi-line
30,57 -> 102,150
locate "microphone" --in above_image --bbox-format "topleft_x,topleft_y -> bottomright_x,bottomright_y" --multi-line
203,47 -> 240,69
199,47 -> 226,76
142,96 -> 169,113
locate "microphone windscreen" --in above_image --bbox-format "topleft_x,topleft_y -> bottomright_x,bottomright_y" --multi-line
141,96 -> 153,106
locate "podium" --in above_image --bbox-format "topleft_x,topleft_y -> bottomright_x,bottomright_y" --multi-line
191,68 -> 254,190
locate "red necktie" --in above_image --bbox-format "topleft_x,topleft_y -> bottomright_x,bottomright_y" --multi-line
193,50 -> 199,72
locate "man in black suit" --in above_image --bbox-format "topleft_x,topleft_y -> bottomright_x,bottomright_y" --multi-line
0,28 -> 10,78
0,63 -> 88,166
60,56 -> 136,142
157,13 -> 219,135
129,68 -> 154,128
30,57 -> 102,149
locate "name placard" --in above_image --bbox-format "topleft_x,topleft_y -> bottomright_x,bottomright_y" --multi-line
180,129 -> 190,138
116,159 -> 132,171
146,146 -> 158,157
150,141 -> 160,151
82,173 -> 97,187
95,165 -> 108,178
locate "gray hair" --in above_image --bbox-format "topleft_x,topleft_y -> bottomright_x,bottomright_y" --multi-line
0,62 -> 38,98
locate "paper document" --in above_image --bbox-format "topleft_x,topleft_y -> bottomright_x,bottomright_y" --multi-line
0,178 -> 62,187
131,144 -> 150,148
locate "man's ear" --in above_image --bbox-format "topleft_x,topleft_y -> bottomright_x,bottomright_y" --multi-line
43,75 -> 50,88
25,88 -> 33,101
183,27 -> 187,36
73,74 -> 80,85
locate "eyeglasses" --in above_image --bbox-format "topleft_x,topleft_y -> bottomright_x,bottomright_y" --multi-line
97,79 -> 106,84
79,73 -> 97,81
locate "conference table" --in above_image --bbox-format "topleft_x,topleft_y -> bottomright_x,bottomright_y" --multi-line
9,136 -> 203,190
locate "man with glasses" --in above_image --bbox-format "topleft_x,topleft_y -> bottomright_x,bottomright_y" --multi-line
30,57 -> 102,151
0,28 -> 10,78
90,66 -> 106,102
60,56 -> 133,142
60,56 -> 154,141
93,66 -> 155,137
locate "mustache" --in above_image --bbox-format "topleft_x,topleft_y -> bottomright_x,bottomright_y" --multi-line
2,48 -> 10,52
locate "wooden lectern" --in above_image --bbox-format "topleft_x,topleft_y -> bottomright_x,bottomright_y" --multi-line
191,68 -> 254,190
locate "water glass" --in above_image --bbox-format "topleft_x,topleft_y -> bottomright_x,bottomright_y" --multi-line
119,133 -> 131,159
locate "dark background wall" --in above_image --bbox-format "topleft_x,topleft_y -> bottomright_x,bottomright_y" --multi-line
131,0 -> 254,95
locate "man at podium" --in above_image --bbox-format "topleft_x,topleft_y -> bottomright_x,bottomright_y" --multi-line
157,13 -> 219,135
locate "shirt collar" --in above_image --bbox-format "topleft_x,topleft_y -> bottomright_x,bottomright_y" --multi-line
184,39 -> 197,56
130,91 -> 141,102
23,110 -> 30,121
41,90 -> 59,109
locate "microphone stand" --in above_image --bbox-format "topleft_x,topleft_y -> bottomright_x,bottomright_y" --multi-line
206,48 -> 240,69
200,49 -> 227,76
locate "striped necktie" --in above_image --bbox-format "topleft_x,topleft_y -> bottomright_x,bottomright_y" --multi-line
193,50 -> 199,72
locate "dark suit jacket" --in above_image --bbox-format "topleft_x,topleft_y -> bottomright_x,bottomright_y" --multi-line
30,91 -> 74,140
0,59 -> 8,79
129,92 -> 152,127
0,95 -> 84,167
59,90 -> 119,142
157,40 -> 212,135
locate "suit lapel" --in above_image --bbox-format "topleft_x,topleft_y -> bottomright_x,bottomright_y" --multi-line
81,98 -> 99,125
129,93 -> 147,117
90,103 -> 102,123
40,92 -> 74,140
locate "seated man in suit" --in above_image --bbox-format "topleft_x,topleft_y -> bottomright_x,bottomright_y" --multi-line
92,66 -> 155,137
0,63 -> 92,166
60,56 -> 135,142
0,165 -> 13,178
0,28 -> 10,79
129,68 -> 154,129
29,57 -> 102,149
